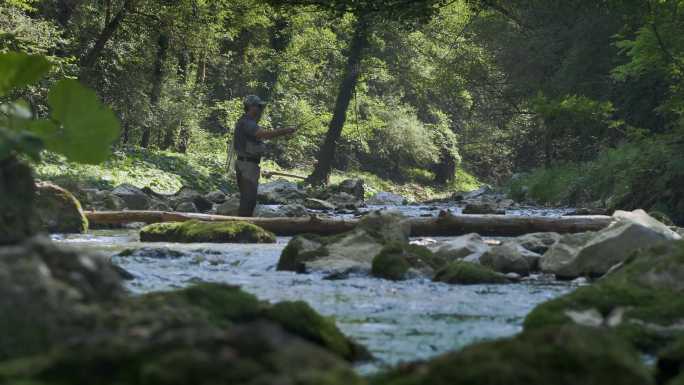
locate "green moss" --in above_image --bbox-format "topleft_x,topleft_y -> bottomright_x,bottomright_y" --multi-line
370,325 -> 652,385
371,243 -> 446,281
372,244 -> 412,280
524,240 -> 684,353
277,234 -> 328,272
139,220 -> 276,243
433,261 -> 509,285
264,301 -> 366,362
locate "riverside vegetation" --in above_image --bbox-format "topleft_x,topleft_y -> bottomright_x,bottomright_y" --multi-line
2,0 -> 684,384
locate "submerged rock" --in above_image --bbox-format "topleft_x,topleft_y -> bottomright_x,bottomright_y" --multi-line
371,325 -> 653,385
139,220 -> 276,243
33,182 -> 88,233
433,261 -> 509,285
541,210 -> 681,279
526,240 -> 684,353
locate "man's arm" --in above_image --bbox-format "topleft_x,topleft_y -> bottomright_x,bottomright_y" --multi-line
255,127 -> 297,140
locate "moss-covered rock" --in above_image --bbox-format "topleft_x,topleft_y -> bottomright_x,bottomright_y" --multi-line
139,220 -> 276,243
433,261 -> 510,285
33,182 -> 88,234
370,326 -> 653,385
0,157 -> 36,245
0,322 -> 365,385
372,243 -> 445,280
264,301 -> 370,361
277,211 -> 414,276
526,240 -> 684,353
0,236 -> 125,361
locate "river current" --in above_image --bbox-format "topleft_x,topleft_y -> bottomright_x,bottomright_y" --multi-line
53,204 -> 578,372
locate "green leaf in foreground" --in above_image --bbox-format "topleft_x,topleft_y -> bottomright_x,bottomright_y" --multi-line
40,79 -> 120,164
0,52 -> 51,96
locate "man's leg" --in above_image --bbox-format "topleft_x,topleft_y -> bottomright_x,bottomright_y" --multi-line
237,161 -> 260,217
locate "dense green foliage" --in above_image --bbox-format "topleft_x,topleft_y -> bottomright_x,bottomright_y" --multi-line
1,0 -> 682,217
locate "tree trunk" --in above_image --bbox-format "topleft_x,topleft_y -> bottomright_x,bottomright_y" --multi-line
141,33 -> 170,148
85,210 -> 613,237
80,0 -> 131,70
306,18 -> 369,186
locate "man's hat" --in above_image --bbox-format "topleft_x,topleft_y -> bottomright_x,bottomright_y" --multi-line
243,95 -> 267,108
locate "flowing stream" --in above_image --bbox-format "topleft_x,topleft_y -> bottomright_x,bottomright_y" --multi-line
53,204 -> 578,372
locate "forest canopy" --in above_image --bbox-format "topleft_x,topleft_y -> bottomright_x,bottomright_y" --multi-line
1,0 -> 683,220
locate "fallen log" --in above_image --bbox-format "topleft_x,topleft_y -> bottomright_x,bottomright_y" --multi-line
85,210 -> 614,237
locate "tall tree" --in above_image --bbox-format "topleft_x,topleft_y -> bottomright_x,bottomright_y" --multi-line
270,0 -> 448,185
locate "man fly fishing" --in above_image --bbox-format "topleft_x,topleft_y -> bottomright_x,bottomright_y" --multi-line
232,95 -> 298,217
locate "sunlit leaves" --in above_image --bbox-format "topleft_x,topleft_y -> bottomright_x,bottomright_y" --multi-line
0,52 -> 120,164
37,80 -> 121,164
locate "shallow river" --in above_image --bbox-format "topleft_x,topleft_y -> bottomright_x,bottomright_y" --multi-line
53,204 -> 578,372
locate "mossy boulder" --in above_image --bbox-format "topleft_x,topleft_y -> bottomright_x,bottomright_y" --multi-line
33,182 -> 88,234
433,261 -> 510,285
370,325 -> 653,385
264,301 -> 370,361
277,211 -> 411,276
526,240 -> 684,353
0,236 -> 125,361
0,322 -> 365,385
0,157 -> 36,245
372,242 -> 445,280
139,220 -> 276,243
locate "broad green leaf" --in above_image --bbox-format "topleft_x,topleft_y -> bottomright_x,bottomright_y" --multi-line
0,52 -> 51,96
44,79 -> 120,164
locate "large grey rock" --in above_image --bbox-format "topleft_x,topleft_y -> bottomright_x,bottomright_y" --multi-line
112,183 -> 151,210
433,233 -> 490,263
338,179 -> 364,200
258,180 -> 306,204
33,182 -> 88,234
254,204 -> 308,218
512,232 -> 562,254
216,195 -> 240,216
541,210 -> 682,279
328,192 -> 361,210
205,190 -> 226,204
367,192 -> 406,206
304,198 -> 336,211
480,242 -> 542,275
176,201 -> 198,213
278,210 -> 410,276
172,187 -> 213,212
